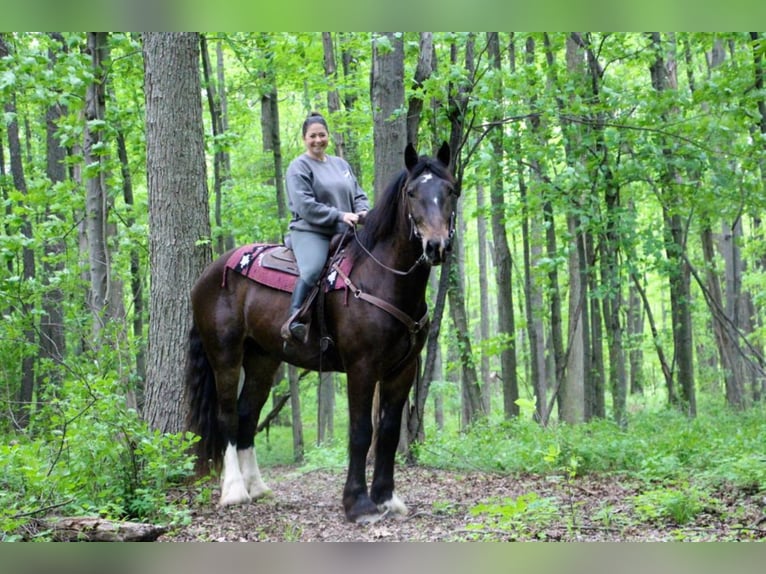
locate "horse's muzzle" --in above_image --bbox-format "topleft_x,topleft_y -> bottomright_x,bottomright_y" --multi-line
424,237 -> 451,265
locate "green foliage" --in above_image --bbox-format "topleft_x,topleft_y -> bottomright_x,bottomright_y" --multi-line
415,399 -> 766,491
468,493 -> 559,540
632,484 -> 710,526
0,372 -> 198,540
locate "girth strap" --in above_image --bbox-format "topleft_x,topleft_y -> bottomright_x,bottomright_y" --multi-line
331,262 -> 428,334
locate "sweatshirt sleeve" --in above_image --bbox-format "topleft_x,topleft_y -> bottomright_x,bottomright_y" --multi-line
345,161 -> 370,213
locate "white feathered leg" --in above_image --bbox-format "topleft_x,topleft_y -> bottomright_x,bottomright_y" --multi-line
219,443 -> 251,506
238,446 -> 272,499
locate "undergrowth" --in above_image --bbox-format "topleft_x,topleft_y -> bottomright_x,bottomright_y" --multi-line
414,399 -> 766,492
0,373 -> 198,541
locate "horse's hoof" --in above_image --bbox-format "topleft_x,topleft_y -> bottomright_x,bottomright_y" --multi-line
345,496 -> 380,523
377,493 -> 407,516
219,482 -> 251,507
249,484 -> 273,500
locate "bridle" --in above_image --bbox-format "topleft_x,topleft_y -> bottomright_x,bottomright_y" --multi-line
352,225 -> 427,276
351,170 -> 455,277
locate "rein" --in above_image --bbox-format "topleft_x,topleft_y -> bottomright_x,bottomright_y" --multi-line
352,225 -> 426,276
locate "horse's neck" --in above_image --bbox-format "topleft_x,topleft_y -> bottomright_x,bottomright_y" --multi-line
371,236 -> 430,295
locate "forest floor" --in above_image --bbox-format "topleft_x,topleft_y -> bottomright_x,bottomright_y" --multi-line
158,464 -> 766,542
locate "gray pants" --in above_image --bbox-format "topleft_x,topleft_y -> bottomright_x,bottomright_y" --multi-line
289,229 -> 331,285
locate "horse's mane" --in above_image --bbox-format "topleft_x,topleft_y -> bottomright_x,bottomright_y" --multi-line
346,154 -> 453,263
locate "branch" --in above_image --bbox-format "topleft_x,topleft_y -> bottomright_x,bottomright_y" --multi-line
255,392 -> 291,434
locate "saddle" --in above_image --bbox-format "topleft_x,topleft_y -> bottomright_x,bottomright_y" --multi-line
260,246 -> 300,276
223,238 -> 355,345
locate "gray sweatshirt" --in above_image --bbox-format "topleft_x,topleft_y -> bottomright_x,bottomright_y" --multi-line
286,153 -> 369,237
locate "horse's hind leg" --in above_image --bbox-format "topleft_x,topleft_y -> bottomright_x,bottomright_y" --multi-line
237,350 -> 280,499
216,361 -> 252,507
369,363 -> 417,517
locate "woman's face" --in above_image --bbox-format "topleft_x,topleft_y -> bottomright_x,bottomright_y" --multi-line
303,123 -> 329,159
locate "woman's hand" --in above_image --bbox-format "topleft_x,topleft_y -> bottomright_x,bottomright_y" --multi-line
341,212 -> 361,227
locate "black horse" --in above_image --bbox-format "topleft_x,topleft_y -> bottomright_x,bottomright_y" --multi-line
185,142 -> 456,522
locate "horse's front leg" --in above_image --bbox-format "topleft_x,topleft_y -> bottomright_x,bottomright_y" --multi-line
369,363 -> 416,517
343,370 -> 379,522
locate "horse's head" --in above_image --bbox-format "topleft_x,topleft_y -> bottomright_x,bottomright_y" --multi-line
403,142 -> 456,266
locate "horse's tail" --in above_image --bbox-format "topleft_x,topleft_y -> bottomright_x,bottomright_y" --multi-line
185,323 -> 224,476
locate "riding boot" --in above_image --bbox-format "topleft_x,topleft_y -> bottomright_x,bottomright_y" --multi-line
281,279 -> 312,342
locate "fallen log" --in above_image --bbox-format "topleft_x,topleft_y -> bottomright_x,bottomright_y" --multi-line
36,516 -> 167,542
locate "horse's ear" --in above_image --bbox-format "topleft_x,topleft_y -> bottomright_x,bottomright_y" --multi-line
437,141 -> 450,168
405,142 -> 419,171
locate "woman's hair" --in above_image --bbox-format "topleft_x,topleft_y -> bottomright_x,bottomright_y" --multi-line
301,112 -> 329,136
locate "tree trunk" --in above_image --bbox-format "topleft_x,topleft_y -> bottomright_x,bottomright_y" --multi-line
256,35 -> 286,241
508,34 -> 555,422
200,34 -> 232,255
371,32 -> 406,199
39,33 -> 68,398
288,365 -> 304,463
322,33 -> 346,159
406,32 -> 434,148
720,219 -> 748,408
142,32 -> 212,433
3,55 -> 36,428
540,33 -> 567,417
489,32 -> 521,420
579,33 -> 626,424
649,32 -> 696,415
84,32 -> 111,339
750,32 -> 766,402
558,34 -> 591,424
475,182 -> 492,413
318,372 -> 335,444
447,34 -> 484,424
339,33 -> 363,183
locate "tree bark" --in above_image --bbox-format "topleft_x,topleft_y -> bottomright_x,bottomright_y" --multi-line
200,34 -> 232,255
371,32 -> 406,199
406,32 -> 434,148
36,517 -> 167,542
447,34 -> 484,425
649,32 -> 696,415
489,32 -> 521,420
84,32 -> 111,339
142,32 -> 212,433
40,33 -> 68,397
322,33 -> 346,159
256,34 -> 286,242
3,60 -> 36,428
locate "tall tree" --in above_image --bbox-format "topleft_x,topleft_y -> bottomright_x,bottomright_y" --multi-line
40,33 -> 68,395
487,32 -> 520,420
84,32 -> 112,340
1,34 -> 36,429
578,32 -> 627,424
371,32 -> 406,198
447,33 -> 485,424
406,32 -> 434,147
649,32 -> 696,415
142,33 -> 212,432
322,33 -> 346,159
200,33 -> 233,255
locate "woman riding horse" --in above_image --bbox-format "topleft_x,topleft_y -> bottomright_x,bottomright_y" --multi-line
186,141 -> 456,523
